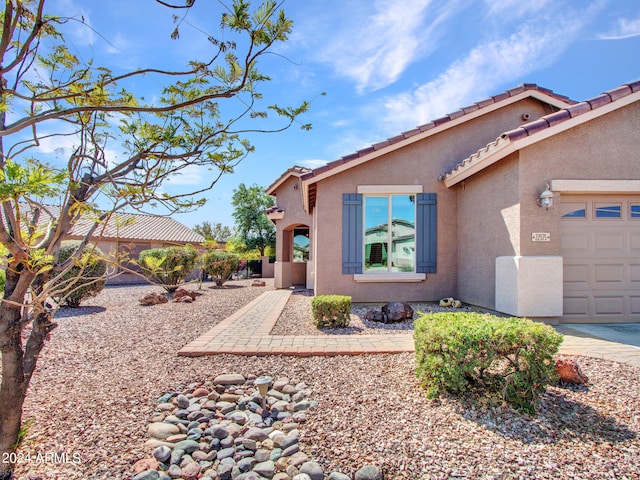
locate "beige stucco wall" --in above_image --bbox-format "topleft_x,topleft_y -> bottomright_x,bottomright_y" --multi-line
456,153 -> 521,308
456,99 -> 640,312
313,98 -> 555,302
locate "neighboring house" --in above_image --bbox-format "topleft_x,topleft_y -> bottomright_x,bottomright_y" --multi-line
266,81 -> 640,324
66,212 -> 205,284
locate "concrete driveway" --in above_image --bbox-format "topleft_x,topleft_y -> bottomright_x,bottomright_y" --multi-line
556,323 -> 640,348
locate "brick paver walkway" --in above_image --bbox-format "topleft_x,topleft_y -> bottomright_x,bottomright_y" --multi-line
178,290 -> 640,367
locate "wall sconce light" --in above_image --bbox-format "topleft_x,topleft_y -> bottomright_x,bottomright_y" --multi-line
537,184 -> 554,210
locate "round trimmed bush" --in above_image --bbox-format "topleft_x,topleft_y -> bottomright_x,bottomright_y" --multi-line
56,241 -> 107,308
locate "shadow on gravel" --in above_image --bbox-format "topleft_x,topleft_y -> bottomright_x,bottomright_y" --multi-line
55,306 -> 107,317
208,284 -> 245,290
456,388 -> 637,445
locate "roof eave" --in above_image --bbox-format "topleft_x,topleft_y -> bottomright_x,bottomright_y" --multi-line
443,89 -> 640,188
304,89 -> 572,187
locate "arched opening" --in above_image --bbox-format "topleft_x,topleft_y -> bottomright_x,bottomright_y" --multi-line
280,223 -> 310,287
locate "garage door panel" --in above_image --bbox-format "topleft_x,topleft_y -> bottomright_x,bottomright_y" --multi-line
593,295 -> 625,315
564,263 -> 589,284
561,233 -> 589,251
563,295 -> 589,316
631,265 -> 640,283
561,195 -> 640,322
631,296 -> 640,315
593,264 -> 625,283
594,232 -> 624,251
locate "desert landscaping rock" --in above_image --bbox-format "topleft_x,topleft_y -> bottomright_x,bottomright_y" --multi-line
15,281 -> 640,480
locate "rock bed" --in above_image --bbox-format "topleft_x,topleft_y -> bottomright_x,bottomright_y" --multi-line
135,373 -> 381,480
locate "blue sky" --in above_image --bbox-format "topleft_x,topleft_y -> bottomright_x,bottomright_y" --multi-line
43,0 -> 640,229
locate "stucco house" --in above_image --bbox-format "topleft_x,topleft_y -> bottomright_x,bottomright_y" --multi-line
65,211 -> 204,284
266,81 -> 640,324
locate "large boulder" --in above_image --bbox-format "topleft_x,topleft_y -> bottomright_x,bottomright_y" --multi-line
381,302 -> 414,323
555,358 -> 589,384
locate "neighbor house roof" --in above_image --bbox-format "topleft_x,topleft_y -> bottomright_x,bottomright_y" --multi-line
442,80 -> 640,187
299,84 -> 576,212
68,212 -> 205,243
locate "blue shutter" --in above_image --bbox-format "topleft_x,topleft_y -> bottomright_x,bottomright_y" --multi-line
416,193 -> 437,274
342,193 -> 363,274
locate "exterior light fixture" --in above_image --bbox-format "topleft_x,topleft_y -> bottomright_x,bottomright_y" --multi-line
254,376 -> 272,408
537,184 -> 554,210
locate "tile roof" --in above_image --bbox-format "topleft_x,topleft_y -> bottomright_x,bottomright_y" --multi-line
265,166 -> 311,195
69,212 -> 205,243
16,205 -> 204,243
442,80 -> 640,185
300,84 -> 576,183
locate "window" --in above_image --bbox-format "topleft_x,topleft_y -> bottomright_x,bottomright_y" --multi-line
342,192 -> 436,278
561,202 -> 586,219
631,204 -> 640,219
364,195 -> 416,272
595,203 -> 621,218
292,228 -> 309,262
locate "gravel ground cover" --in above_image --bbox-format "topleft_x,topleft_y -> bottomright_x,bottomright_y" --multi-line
12,280 -> 640,480
271,289 -> 485,336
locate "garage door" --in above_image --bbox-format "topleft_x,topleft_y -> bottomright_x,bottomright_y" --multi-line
561,195 -> 640,322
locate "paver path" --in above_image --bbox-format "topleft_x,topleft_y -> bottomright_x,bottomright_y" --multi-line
178,290 -> 640,367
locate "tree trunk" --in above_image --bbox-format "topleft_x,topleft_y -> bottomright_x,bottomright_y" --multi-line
0,304 -> 28,480
0,265 -> 53,479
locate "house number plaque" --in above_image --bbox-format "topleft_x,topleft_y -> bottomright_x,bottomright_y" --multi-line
531,232 -> 551,242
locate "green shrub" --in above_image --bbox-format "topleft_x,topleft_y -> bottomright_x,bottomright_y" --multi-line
311,295 -> 351,328
202,250 -> 240,286
0,268 -> 6,297
414,312 -> 563,414
55,241 -> 107,308
139,245 -> 199,292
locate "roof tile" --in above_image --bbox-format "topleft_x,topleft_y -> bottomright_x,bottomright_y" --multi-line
608,84 -> 632,101
565,102 -> 591,118
508,85 -> 526,96
587,93 -> 612,110
492,92 -> 510,102
545,109 -> 571,126
523,118 -> 550,136
501,128 -> 529,142
418,122 -> 436,132
628,80 -> 640,93
373,140 -> 390,150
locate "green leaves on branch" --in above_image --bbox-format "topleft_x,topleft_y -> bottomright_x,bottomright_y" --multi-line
138,245 -> 199,293
0,159 -> 67,201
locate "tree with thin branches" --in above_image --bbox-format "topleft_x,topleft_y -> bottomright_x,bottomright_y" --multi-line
0,1 -> 309,477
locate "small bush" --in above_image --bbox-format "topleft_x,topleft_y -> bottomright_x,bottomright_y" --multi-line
311,295 -> 351,328
55,241 -> 107,308
414,312 -> 563,414
202,251 -> 240,286
0,269 -> 6,297
139,245 -> 199,293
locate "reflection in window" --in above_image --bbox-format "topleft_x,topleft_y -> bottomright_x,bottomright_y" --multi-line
631,204 -> 640,219
562,209 -> 586,218
364,195 -> 415,273
595,204 -> 621,218
292,228 -> 309,262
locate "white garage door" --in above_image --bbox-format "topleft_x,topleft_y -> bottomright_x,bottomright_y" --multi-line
561,195 -> 640,322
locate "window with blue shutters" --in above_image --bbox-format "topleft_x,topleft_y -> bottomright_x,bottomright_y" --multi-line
342,191 -> 436,277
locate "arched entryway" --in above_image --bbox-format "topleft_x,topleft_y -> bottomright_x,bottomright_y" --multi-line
279,224 -> 311,288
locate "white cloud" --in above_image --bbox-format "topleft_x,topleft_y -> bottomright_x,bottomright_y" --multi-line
165,165 -> 207,187
484,0 -> 552,18
598,17 -> 640,40
380,7 -> 600,131
316,0 -> 461,93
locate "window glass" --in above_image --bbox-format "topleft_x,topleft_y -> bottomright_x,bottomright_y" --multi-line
595,204 -> 621,218
292,228 -> 309,262
561,202 -> 586,219
364,197 -> 388,271
631,204 -> 640,219
391,195 -> 416,272
364,195 -> 415,273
